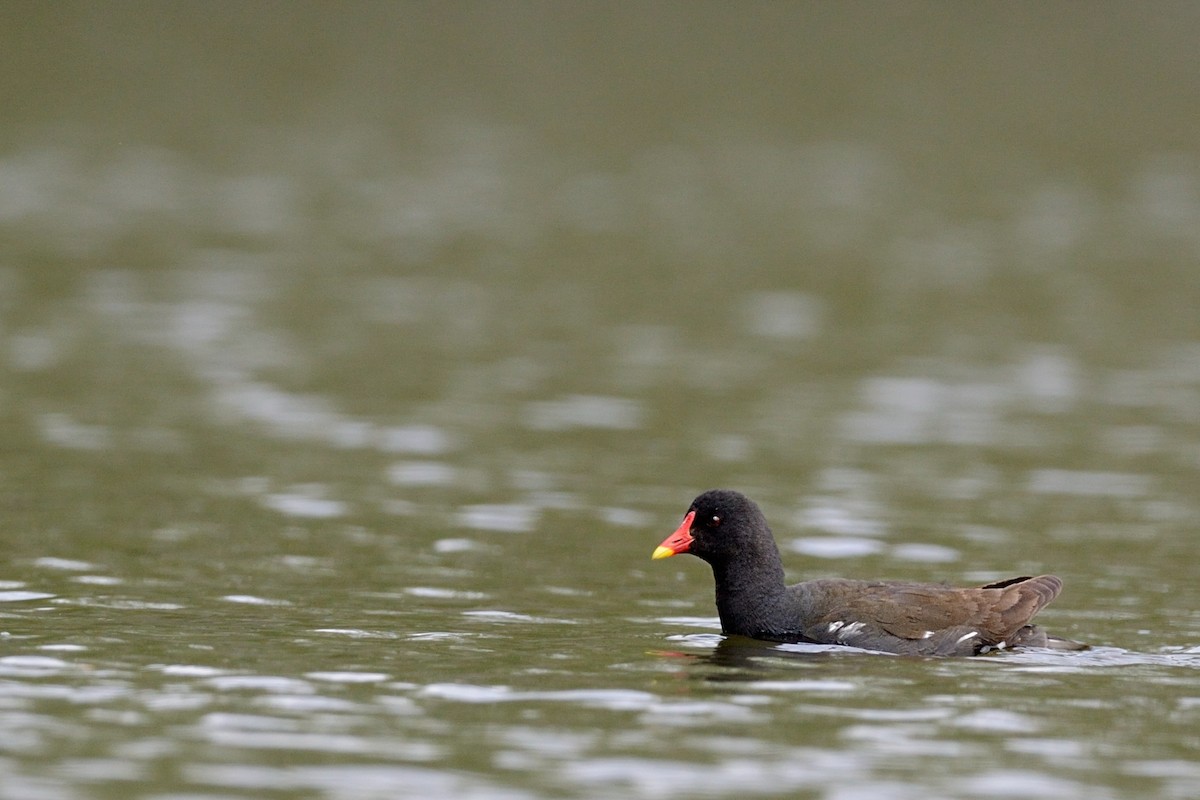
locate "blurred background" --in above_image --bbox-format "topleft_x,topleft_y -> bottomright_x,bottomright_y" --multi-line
1,3 -> 1198,799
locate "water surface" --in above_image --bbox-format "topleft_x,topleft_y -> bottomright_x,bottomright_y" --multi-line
2,5 -> 1199,799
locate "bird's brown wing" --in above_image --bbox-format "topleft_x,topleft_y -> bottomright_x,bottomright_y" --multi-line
800,575 -> 1062,644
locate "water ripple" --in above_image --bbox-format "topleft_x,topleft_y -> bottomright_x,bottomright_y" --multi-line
521,394 -> 645,431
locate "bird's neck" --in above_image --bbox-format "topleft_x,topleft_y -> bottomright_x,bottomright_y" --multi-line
711,543 -> 795,638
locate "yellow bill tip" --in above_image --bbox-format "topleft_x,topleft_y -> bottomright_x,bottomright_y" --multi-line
651,545 -> 676,560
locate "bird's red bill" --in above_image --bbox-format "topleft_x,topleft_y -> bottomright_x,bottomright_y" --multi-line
652,510 -> 695,559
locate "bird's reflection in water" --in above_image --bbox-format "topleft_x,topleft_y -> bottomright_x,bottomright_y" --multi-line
656,635 -> 869,684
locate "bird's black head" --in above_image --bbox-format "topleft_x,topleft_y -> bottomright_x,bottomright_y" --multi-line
652,489 -> 772,565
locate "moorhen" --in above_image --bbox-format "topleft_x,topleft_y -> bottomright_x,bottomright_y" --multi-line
652,489 -> 1083,656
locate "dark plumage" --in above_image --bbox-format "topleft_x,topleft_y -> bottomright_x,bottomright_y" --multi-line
653,489 -> 1083,656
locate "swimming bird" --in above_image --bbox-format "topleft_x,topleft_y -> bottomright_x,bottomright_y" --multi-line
653,489 -> 1083,656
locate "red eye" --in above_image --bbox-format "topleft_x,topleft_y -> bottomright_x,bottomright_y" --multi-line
711,515 -> 721,527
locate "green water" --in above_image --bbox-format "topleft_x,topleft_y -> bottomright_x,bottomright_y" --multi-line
1,4 -> 1198,799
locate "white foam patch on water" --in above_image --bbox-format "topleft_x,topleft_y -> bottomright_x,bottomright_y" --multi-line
558,751 -> 863,797
1026,469 -> 1153,497
640,700 -> 765,724
36,413 -> 114,450
377,424 -> 456,455
406,631 -> 478,642
1006,738 -> 1088,758
744,679 -> 858,693
158,664 -> 229,677
34,557 -> 98,571
304,671 -> 389,684
387,460 -> 459,486
206,377 -> 458,455
796,503 -> 887,537
405,587 -> 489,600
891,543 -> 960,563
462,610 -> 576,625
743,291 -> 824,339
185,763 -> 510,797
221,595 -> 292,606
456,503 -> 538,532
789,537 -> 885,558
433,538 -> 485,553
0,656 -> 73,675
71,575 -> 124,585
68,599 -> 184,611
421,683 -> 657,710
838,376 -> 1016,447
521,394 -> 645,431
953,709 -> 1040,733
199,729 -> 379,754
0,591 -> 56,602
210,382 -> 347,439
8,330 -> 63,371
258,694 -> 370,714
841,377 -> 946,445
206,675 -> 315,693
313,629 -> 399,640
599,507 -> 654,527
420,684 -> 518,702
837,707 -> 954,723
841,723 -> 976,758
1122,759 -> 1200,779
705,433 -> 752,462
261,491 -> 348,519
959,769 -> 1099,798
1015,347 -> 1080,413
